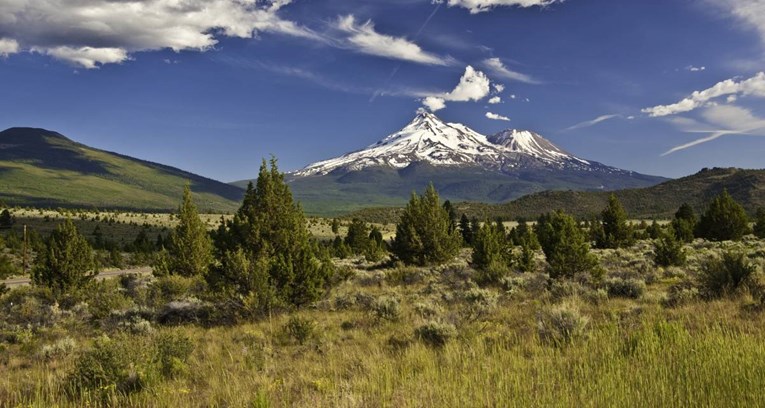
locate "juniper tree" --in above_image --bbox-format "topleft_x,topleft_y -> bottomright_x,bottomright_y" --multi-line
653,228 -> 686,267
696,189 -> 750,242
753,208 -> 765,239
595,194 -> 632,249
535,210 -> 598,279
391,183 -> 461,266
32,219 -> 97,293
163,185 -> 213,277
472,220 -> 512,283
344,218 -> 370,254
672,203 -> 697,243
459,214 -> 473,246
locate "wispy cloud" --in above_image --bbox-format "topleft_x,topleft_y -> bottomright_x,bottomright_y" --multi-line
662,104 -> 765,155
564,114 -> 620,131
334,15 -> 453,66
482,58 -> 540,84
486,112 -> 511,121
642,72 -> 765,117
434,0 -> 563,14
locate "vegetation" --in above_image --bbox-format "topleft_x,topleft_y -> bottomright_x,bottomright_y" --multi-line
672,203 -> 697,243
31,219 -> 96,293
391,184 -> 461,266
696,189 -> 751,242
535,211 -> 598,279
156,185 -> 213,277
653,229 -> 687,267
471,220 -> 512,283
594,194 -> 633,249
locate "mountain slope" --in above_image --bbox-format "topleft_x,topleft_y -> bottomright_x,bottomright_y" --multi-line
348,167 -> 765,223
245,112 -> 666,216
0,127 -> 243,212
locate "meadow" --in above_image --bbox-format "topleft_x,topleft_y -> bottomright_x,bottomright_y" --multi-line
1,209 -> 765,407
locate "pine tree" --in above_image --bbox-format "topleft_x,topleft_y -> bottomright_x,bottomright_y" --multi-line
696,189 -> 750,241
344,218 -> 370,254
211,158 -> 334,307
164,185 -> 213,277
535,211 -> 598,279
672,203 -> 697,243
471,220 -> 512,283
32,219 -> 96,293
443,200 -> 458,233
753,208 -> 765,239
391,184 -> 461,266
459,214 -> 473,246
596,194 -> 632,249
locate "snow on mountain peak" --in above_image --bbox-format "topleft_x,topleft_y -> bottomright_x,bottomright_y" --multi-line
293,112 -> 587,176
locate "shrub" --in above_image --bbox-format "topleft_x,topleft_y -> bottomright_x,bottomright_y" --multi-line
68,335 -> 145,395
605,277 -> 646,299
39,337 -> 77,361
154,332 -> 194,378
536,303 -> 589,345
653,230 -> 686,267
157,298 -> 210,325
662,282 -> 700,307
415,321 -> 457,348
463,288 -> 498,319
283,316 -> 316,345
385,266 -> 425,286
370,295 -> 401,321
698,251 -> 758,299
754,208 -> 765,239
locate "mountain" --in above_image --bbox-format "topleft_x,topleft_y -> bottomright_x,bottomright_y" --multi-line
0,127 -> 243,212
348,167 -> 765,223
258,112 -> 666,216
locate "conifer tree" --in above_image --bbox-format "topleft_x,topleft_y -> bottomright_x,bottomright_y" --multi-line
753,208 -> 765,239
472,220 -> 512,283
443,200 -> 458,233
595,194 -> 632,249
535,211 -> 598,279
653,228 -> 686,267
32,219 -> 96,293
344,218 -> 370,254
696,189 -> 750,241
672,203 -> 697,243
459,214 -> 473,246
391,184 -> 461,266
164,185 -> 213,277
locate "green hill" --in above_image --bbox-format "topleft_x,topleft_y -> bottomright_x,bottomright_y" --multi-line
0,127 -> 243,212
348,167 -> 765,223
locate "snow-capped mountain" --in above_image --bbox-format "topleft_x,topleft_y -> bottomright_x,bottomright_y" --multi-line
294,111 -> 608,177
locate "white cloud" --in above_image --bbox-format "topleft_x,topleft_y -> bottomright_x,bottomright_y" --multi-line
685,65 -> 706,72
642,72 -> 765,117
434,0 -> 562,14
662,105 -> 765,155
711,0 -> 765,45
492,83 -> 505,93
421,65 -> 492,111
486,112 -> 511,121
483,58 -> 539,84
334,15 -> 451,66
564,114 -> 620,131
0,38 -> 18,57
0,0 -> 318,68
488,96 -> 502,104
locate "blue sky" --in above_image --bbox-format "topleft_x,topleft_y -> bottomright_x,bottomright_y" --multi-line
0,0 -> 764,181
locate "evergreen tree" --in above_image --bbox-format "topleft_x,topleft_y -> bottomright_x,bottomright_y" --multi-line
471,220 -> 512,283
753,208 -> 765,239
646,220 -> 663,239
32,219 -> 96,293
443,200 -> 458,233
391,184 -> 461,266
344,218 -> 370,254
672,203 -> 697,243
653,228 -> 686,267
330,218 -> 341,235
0,209 -> 13,229
164,185 -> 213,277
459,214 -> 473,246
535,211 -> 598,279
696,189 -> 750,241
596,194 -> 632,249
211,159 -> 334,307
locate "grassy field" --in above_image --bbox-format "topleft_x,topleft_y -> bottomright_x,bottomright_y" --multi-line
2,233 -> 765,406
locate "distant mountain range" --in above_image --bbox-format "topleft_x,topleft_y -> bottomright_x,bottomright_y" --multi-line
348,167 -> 765,223
0,127 -> 243,212
235,111 -> 665,215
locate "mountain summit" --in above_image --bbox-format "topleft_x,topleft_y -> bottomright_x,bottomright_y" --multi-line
234,112 -> 666,216
296,111 -> 627,177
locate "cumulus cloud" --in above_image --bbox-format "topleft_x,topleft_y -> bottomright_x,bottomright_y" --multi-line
482,58 -> 540,84
0,38 -> 19,57
488,96 -> 502,104
434,0 -> 563,14
662,104 -> 765,155
564,114 -> 620,131
0,0 -> 318,68
486,112 -> 511,121
334,15 -> 451,65
492,83 -> 505,93
642,72 -> 765,117
421,65 -> 492,111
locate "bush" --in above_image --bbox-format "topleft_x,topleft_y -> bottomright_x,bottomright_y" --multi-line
283,316 -> 316,345
653,230 -> 686,267
662,282 -> 699,307
415,321 -> 457,348
370,295 -> 401,321
605,277 -> 646,299
68,335 -> 145,395
462,288 -> 498,319
536,303 -> 589,345
157,298 -> 210,325
39,337 -> 77,361
698,251 -> 758,299
154,332 -> 194,378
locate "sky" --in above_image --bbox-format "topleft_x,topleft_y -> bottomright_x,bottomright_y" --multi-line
0,0 -> 764,182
